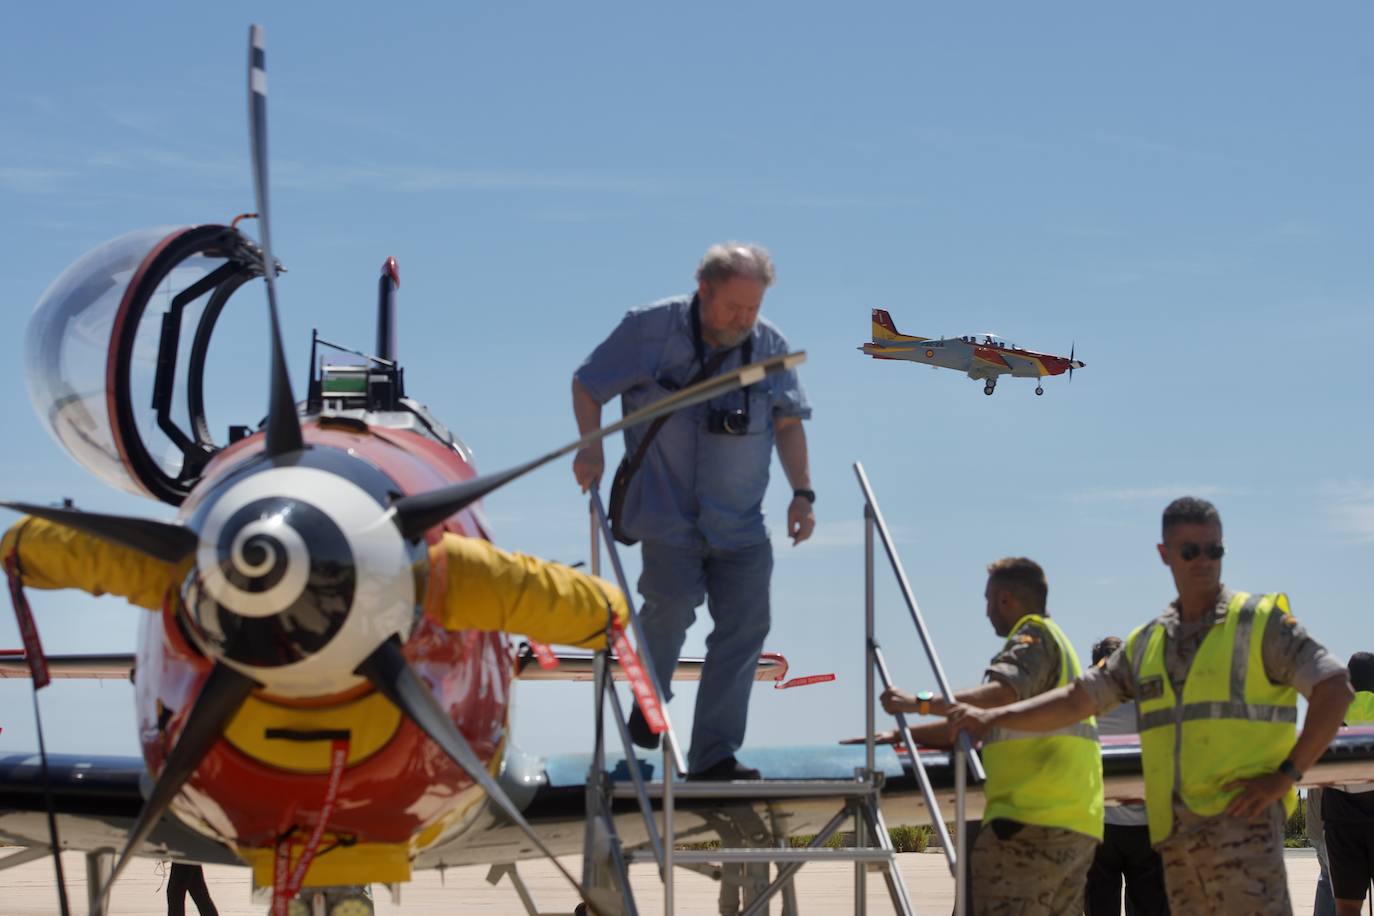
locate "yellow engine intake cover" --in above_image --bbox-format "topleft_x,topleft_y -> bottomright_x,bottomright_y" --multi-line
224,690 -> 402,772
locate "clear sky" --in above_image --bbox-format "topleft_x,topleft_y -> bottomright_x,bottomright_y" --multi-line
1,4 -> 1371,764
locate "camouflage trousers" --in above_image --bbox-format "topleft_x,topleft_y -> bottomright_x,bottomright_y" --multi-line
969,820 -> 1098,915
1156,802 -> 1292,915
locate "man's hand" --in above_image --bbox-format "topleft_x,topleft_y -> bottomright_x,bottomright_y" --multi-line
946,702 -> 997,741
787,495 -> 815,546
880,687 -> 920,715
1223,771 -> 1295,820
572,444 -> 604,493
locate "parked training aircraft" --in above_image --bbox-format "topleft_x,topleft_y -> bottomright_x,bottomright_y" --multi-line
859,308 -> 1085,396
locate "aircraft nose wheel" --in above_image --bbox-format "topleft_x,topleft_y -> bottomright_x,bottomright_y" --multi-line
1035,386 -> 1044,396
983,384 -> 995,396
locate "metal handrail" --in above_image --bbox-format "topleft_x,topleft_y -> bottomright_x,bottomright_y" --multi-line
589,491 -> 689,778
855,461 -> 984,916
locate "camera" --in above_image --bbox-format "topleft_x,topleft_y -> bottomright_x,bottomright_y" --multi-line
706,408 -> 749,436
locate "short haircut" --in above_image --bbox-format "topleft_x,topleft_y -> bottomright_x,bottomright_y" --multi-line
696,242 -> 776,288
1349,652 -> 1374,694
1092,636 -> 1123,665
986,557 -> 1048,613
1161,496 -> 1221,538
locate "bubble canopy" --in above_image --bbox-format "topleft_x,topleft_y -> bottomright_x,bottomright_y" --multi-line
24,225 -> 270,504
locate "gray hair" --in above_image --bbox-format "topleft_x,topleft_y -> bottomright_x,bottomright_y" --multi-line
696,242 -> 776,288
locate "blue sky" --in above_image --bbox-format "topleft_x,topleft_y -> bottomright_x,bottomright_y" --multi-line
1,4 -> 1371,763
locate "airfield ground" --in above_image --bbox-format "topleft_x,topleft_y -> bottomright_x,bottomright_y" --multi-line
1,847 -> 1329,914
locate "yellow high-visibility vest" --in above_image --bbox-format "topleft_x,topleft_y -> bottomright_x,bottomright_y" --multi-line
1347,690 -> 1374,726
981,614 -> 1104,840
1127,592 -> 1297,845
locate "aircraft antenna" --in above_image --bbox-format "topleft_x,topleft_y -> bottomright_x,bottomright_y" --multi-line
247,25 -> 304,457
376,256 -> 399,364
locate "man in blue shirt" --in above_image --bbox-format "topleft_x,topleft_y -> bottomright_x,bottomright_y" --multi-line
571,242 -> 814,780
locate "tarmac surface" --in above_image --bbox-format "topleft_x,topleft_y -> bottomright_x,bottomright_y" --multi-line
1,847 -> 1330,914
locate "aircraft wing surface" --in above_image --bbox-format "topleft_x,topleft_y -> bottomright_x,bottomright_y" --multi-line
0,753 -> 241,866
8,730 -> 1372,872
418,727 -> 1374,869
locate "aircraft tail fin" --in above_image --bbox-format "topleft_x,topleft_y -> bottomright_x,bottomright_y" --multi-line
871,308 -> 926,343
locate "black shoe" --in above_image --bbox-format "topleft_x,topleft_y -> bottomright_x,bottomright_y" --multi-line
687,755 -> 761,781
627,704 -> 660,750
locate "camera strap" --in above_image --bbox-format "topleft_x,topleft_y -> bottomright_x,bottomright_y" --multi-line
620,342 -> 733,484
608,298 -> 742,544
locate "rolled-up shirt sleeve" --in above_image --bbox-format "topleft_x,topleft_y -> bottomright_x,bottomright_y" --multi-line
575,311 -> 650,405
984,620 -> 1061,700
1260,594 -> 1349,697
760,325 -> 811,420
1079,647 -> 1136,714
770,366 -> 811,420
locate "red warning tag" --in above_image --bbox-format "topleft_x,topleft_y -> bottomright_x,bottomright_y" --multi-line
529,641 -> 559,671
272,739 -> 349,915
774,673 -> 836,690
4,554 -> 49,690
611,623 -> 666,734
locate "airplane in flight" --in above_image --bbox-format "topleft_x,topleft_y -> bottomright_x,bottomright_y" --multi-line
859,308 -> 1085,396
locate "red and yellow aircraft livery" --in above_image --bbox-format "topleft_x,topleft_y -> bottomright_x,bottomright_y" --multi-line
859,308 -> 1084,396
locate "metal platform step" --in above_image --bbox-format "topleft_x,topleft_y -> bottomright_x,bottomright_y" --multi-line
610,777 -> 881,801
626,848 -> 897,865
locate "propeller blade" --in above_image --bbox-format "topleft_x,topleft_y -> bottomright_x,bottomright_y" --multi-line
391,350 -> 806,539
0,501 -> 197,565
247,25 -> 303,458
1069,342 -> 1075,381
98,662 -> 257,907
356,641 -> 590,905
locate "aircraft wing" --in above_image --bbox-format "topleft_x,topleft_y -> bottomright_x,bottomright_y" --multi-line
9,731 -> 1370,872
0,651 -> 136,680
0,650 -> 791,683
416,726 -> 1374,869
0,752 -> 241,866
998,351 -> 1053,379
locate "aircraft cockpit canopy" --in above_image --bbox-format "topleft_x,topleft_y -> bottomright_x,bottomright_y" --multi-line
25,224 -> 273,505
958,333 -> 1014,348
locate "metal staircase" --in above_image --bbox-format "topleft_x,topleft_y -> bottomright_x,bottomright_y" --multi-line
511,468 -> 983,915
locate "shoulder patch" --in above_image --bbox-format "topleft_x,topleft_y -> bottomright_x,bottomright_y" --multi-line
1015,633 -> 1038,646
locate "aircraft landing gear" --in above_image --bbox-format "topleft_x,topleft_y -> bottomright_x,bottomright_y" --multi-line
1035,385 -> 1044,396
983,382 -> 996,396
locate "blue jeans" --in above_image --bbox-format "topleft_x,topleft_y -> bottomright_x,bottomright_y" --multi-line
637,538 -> 773,773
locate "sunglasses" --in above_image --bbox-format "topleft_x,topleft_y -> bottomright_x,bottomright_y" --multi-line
1177,542 -> 1224,561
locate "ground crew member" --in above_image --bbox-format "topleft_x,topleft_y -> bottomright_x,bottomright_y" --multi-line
879,556 -> 1103,915
1322,651 -> 1374,916
949,496 -> 1353,916
1083,636 -> 1168,916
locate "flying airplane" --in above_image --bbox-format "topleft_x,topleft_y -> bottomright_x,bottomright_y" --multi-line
858,308 -> 1085,396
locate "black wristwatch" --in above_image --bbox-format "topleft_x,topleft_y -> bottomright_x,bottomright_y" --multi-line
793,488 -> 816,504
1278,758 -> 1302,783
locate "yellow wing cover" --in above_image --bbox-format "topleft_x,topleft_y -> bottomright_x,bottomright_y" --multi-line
434,534 -> 627,649
1,515 -> 178,611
